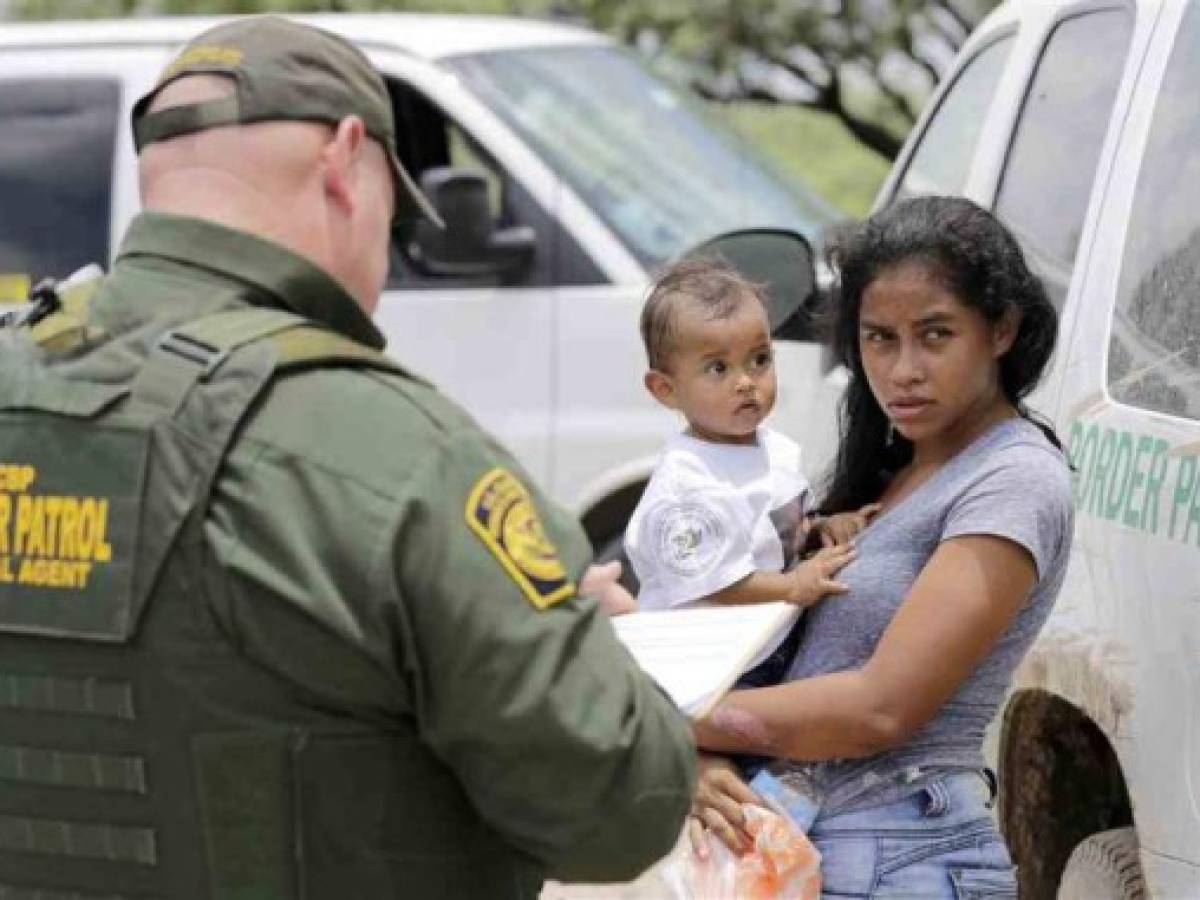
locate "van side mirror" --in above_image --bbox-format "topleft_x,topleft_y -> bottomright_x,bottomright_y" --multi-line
691,228 -> 820,342
408,167 -> 535,281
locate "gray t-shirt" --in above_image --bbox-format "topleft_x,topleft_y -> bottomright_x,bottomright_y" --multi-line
782,418 -> 1073,813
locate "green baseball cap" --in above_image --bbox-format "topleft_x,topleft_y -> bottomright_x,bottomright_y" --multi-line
132,16 -> 439,226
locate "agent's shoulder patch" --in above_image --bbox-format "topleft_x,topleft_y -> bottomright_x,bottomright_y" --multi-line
465,467 -> 575,610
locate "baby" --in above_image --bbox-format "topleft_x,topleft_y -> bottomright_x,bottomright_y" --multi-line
625,255 -> 874,687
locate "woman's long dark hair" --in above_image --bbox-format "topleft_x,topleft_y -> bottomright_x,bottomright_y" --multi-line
820,196 -> 1059,514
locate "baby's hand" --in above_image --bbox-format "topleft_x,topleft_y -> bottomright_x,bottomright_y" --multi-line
787,543 -> 856,607
817,503 -> 882,548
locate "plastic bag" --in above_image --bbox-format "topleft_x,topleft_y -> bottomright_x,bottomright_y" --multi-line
659,803 -> 821,900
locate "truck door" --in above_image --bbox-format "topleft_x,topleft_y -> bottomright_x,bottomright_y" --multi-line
368,60 -> 607,488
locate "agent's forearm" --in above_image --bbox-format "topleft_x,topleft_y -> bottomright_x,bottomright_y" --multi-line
549,679 -> 697,882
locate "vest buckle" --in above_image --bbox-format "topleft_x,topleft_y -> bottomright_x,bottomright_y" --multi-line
155,330 -> 230,379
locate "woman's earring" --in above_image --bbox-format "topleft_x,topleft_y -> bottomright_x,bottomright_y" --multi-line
885,423 -> 895,447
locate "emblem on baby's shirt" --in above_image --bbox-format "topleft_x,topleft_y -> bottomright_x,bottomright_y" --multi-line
648,501 -> 727,576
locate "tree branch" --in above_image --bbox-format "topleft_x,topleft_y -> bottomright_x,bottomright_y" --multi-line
932,0 -> 975,39
766,55 -> 901,159
841,116 -> 903,159
894,14 -> 945,88
874,70 -> 922,125
763,49 -> 837,111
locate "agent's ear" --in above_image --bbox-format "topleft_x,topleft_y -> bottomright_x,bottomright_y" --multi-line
644,369 -> 678,410
322,116 -> 367,216
992,307 -> 1021,358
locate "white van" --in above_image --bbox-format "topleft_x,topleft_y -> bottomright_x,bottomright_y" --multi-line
0,13 -> 841,564
876,0 -> 1199,895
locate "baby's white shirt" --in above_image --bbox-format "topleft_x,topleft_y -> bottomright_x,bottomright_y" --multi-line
626,427 -> 811,612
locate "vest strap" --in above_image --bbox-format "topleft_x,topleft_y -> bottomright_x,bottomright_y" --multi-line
268,323 -> 420,381
129,307 -> 304,416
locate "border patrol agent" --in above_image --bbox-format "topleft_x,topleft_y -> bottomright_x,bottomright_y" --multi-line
0,17 -> 694,898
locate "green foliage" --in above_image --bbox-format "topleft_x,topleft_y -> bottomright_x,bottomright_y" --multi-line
11,0 -> 553,15
561,0 -> 999,159
13,0 -> 143,16
715,100 -> 889,218
8,0 -> 996,160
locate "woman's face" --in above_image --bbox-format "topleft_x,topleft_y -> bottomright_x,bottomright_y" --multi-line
858,261 -> 1016,450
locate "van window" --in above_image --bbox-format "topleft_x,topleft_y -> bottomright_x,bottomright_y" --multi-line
994,9 -> 1133,308
1107,4 -> 1200,421
0,79 -> 118,290
894,36 -> 1014,201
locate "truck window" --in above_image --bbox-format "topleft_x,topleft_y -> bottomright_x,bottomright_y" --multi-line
1107,4 -> 1200,422
384,77 -> 604,290
994,9 -> 1134,309
893,35 -> 1014,201
446,45 -> 831,267
0,79 -> 118,294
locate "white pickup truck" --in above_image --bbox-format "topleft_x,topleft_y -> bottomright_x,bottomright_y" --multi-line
0,12 -> 843,567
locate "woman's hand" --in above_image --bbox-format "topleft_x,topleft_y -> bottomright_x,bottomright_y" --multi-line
687,753 -> 759,858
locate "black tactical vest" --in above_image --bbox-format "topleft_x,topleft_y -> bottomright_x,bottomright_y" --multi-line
0,279 -> 542,898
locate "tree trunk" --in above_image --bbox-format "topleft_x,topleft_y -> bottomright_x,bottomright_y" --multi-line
839,115 -> 902,159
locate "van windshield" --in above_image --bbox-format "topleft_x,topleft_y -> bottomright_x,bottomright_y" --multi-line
446,45 -> 835,267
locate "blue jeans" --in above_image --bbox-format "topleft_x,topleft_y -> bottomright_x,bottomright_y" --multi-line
809,771 -> 1016,899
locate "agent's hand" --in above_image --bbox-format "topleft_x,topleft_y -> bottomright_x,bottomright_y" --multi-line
579,560 -> 638,616
687,753 -> 759,857
788,543 -> 855,607
817,503 -> 881,548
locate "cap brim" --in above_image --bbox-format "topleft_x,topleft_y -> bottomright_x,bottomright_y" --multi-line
388,151 -> 443,229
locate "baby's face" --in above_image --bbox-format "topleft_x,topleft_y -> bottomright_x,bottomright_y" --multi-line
661,296 -> 777,445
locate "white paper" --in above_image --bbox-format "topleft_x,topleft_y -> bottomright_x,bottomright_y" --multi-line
612,602 -> 800,718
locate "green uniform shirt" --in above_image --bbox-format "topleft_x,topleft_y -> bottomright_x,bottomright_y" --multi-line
97,211 -> 695,883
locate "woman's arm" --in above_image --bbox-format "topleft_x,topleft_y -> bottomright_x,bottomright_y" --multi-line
694,533 -> 1037,759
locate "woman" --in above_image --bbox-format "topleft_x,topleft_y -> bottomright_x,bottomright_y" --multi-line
690,196 -> 1073,898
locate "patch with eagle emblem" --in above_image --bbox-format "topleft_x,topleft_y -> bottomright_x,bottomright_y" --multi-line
466,468 -> 575,610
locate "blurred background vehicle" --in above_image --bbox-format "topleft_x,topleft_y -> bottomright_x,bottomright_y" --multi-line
2,0 -> 999,574
0,13 -> 846,574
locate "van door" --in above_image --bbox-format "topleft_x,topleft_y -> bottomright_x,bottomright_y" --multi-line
1058,0 -> 1200,878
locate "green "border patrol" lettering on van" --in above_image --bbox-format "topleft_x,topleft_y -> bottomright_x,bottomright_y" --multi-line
1069,419 -> 1200,546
